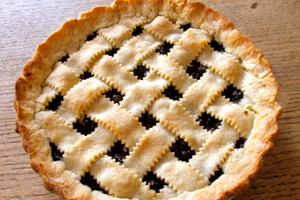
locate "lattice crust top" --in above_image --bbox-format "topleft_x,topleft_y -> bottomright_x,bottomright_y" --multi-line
15,0 -> 281,200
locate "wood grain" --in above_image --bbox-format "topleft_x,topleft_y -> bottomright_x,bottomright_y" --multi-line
0,0 -> 299,199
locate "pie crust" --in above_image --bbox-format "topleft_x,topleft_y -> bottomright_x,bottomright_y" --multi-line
14,0 -> 281,199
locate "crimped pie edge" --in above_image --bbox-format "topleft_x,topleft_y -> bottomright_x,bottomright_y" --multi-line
14,0 -> 282,199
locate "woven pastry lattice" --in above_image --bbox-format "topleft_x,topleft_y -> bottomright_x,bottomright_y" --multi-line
35,16 -> 256,199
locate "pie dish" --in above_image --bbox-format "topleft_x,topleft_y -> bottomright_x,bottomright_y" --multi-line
14,0 -> 281,199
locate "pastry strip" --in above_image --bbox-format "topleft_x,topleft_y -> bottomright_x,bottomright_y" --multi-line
181,69 -> 228,118
90,155 -> 155,199
35,111 -> 84,152
144,16 -> 184,44
207,95 -> 255,136
45,62 -> 80,96
154,150 -> 209,193
87,96 -> 146,150
114,32 -> 162,70
189,122 -> 239,177
64,124 -> 117,177
124,124 -> 175,178
56,77 -> 110,124
66,35 -> 112,76
149,96 -> 209,151
169,28 -> 212,68
143,53 -> 195,93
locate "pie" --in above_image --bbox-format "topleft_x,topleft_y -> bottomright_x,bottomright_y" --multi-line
14,0 -> 281,199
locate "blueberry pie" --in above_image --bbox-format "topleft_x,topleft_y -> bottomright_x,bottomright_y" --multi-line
14,0 -> 281,199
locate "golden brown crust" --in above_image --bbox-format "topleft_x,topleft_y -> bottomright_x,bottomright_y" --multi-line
15,0 -> 281,199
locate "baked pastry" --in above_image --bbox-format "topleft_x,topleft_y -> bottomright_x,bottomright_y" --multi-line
14,0 -> 281,199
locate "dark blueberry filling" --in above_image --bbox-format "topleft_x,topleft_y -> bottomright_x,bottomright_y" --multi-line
107,141 -> 129,164
80,71 -> 93,80
180,23 -> 191,31
132,25 -> 143,36
209,39 -> 225,53
133,64 -> 149,80
163,85 -> 182,101
59,54 -> 69,63
46,94 -> 64,111
222,84 -> 243,104
73,115 -> 98,136
105,48 -> 119,56
80,172 -> 108,193
139,112 -> 158,130
49,140 -> 63,161
198,113 -> 221,132
104,88 -> 124,104
142,171 -> 167,193
170,137 -> 195,162
156,42 -> 174,55
186,60 -> 208,80
234,137 -> 247,149
209,167 -> 223,184
86,31 -> 98,41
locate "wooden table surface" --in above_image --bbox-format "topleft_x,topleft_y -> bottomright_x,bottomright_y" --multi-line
1,0 -> 299,199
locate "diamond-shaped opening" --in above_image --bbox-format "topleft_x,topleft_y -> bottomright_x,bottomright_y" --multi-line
86,31 -> 98,41
104,88 -> 124,105
186,60 -> 208,80
132,25 -> 143,36
142,171 -> 167,193
80,71 -> 93,80
80,172 -> 108,193
139,111 -> 158,130
163,85 -> 182,101
73,115 -> 98,136
105,48 -> 119,56
198,113 -> 221,132
209,39 -> 225,53
170,137 -> 195,162
180,23 -> 191,31
234,137 -> 247,149
156,42 -> 174,55
107,141 -> 129,164
46,93 -> 64,111
209,167 -> 223,184
59,54 -> 69,63
48,139 -> 63,161
133,64 -> 150,80
222,84 -> 243,104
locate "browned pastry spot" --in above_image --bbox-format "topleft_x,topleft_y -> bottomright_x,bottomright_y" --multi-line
133,64 -> 149,80
80,71 -> 93,80
170,137 -> 195,162
155,42 -> 174,55
209,39 -> 225,53
107,141 -> 129,164
209,167 -> 223,184
80,172 -> 108,193
138,111 -> 158,130
198,113 -> 222,132
86,31 -> 98,41
234,137 -> 247,149
222,84 -> 243,104
186,59 -> 208,80
104,88 -> 124,104
142,171 -> 167,193
132,25 -> 143,36
163,85 -> 182,101
180,23 -> 191,31
105,48 -> 119,56
46,93 -> 64,111
73,115 -> 98,136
